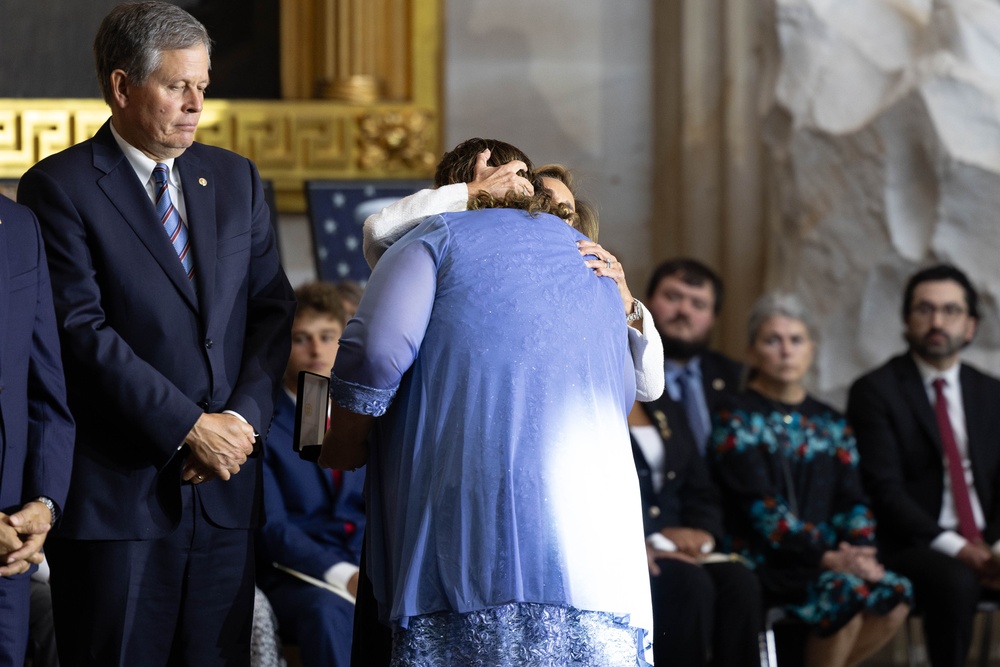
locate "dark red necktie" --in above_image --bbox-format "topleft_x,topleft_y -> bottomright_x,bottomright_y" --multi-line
932,378 -> 982,543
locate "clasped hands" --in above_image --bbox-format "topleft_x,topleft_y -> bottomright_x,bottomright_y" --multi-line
646,527 -> 715,575
957,540 -> 1000,590
0,501 -> 53,577
821,542 -> 885,582
182,413 -> 256,484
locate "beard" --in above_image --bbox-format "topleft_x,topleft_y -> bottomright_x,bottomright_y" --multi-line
905,328 -> 967,363
660,331 -> 711,361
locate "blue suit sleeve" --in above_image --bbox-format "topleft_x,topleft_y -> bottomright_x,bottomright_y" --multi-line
24,209 -> 75,510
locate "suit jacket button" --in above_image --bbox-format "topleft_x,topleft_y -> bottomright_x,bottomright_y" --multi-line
198,400 -> 209,410
204,338 -> 213,349
666,470 -> 677,480
649,506 -> 661,519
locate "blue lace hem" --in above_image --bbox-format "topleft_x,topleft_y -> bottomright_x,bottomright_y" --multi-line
390,602 -> 651,667
329,373 -> 396,416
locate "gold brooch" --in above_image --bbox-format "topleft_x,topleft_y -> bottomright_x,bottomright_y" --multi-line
653,410 -> 672,440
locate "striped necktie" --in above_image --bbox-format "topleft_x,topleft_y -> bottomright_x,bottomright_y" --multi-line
678,367 -> 710,455
152,163 -> 194,279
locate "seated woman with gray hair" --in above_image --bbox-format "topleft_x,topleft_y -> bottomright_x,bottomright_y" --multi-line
710,293 -> 912,667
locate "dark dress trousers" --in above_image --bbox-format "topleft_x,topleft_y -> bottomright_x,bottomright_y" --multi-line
17,121 -> 295,667
0,195 -> 75,667
848,354 -> 1000,667
632,394 -> 761,667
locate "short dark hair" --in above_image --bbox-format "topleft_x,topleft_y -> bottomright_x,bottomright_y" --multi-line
294,282 -> 347,327
902,264 -> 979,320
645,258 -> 725,315
94,1 -> 211,105
433,138 -> 559,218
434,137 -> 534,187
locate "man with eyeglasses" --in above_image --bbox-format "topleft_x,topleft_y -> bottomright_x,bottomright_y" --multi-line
847,264 -> 1000,667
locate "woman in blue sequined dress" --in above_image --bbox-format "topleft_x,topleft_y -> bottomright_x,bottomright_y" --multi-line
710,293 -> 911,667
319,139 -> 652,666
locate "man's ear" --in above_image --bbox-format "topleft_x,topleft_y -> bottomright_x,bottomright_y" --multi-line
109,70 -> 129,109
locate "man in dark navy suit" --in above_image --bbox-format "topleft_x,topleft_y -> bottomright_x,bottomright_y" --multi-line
17,3 -> 295,665
644,258 -> 743,454
257,282 -> 365,667
848,264 -> 1000,667
639,258 -> 759,665
0,194 -> 75,667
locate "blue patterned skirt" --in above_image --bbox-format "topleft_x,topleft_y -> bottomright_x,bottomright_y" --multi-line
783,570 -> 912,637
390,602 -> 651,667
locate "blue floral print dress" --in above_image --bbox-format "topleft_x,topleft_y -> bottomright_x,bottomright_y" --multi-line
711,390 -> 912,636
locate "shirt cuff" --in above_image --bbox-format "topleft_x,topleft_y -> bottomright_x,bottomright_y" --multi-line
223,409 -> 246,425
323,561 -> 360,591
931,530 -> 967,557
178,409 -> 257,451
646,533 -> 677,553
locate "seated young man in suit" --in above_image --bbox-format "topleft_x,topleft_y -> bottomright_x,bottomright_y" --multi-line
257,282 -> 365,667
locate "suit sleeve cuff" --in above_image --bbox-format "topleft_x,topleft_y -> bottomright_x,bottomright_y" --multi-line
931,530 -> 967,557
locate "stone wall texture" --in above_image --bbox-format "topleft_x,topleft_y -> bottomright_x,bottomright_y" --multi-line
763,0 -> 1000,407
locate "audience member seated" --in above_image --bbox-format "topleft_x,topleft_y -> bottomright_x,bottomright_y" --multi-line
256,282 -> 365,667
644,258 -> 745,455
630,396 -> 762,666
847,264 -> 1000,667
711,293 -> 911,667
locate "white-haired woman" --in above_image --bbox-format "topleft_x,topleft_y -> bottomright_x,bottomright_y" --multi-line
710,293 -> 911,667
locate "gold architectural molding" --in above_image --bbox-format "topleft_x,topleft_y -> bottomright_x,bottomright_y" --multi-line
1,0 -> 441,213
0,100 -> 439,212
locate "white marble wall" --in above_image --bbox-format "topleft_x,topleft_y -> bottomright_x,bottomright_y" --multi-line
762,0 -> 1000,406
443,0 -> 654,279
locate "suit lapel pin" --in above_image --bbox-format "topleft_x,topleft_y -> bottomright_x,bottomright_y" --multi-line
198,178 -> 208,186
713,379 -> 725,391
653,410 -> 672,441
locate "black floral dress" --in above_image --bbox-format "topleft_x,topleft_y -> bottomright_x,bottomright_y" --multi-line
710,389 -> 912,636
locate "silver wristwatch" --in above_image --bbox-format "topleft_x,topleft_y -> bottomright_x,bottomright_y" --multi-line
625,299 -> 644,323
35,496 -> 59,524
